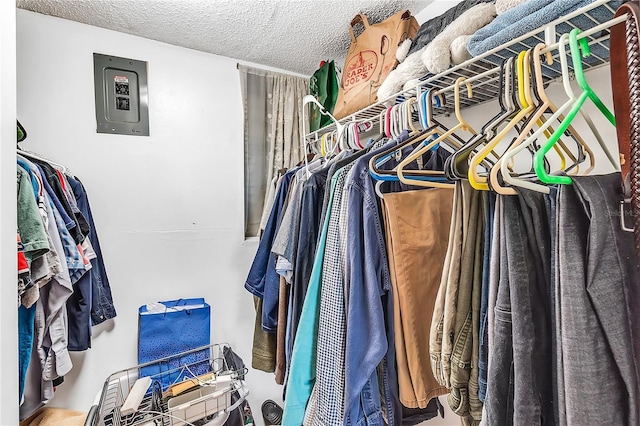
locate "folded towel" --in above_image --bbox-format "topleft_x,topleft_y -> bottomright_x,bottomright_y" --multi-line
468,0 -> 623,58
408,0 -> 493,56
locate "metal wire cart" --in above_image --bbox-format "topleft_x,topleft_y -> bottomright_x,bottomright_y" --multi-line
84,344 -> 250,426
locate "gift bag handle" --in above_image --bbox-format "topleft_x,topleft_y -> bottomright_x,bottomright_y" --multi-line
162,298 -> 194,316
349,14 -> 370,42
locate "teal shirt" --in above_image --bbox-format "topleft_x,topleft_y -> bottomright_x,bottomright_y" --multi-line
282,173 -> 339,425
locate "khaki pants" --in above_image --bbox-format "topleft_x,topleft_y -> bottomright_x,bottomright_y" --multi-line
430,182 -> 465,389
382,187 -> 453,409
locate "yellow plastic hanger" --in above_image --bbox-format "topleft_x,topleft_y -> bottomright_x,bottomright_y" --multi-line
320,133 -> 327,157
498,36 -> 599,194
405,98 -> 420,134
491,43 -> 595,194
469,50 -> 534,190
490,44 -> 557,194
507,47 -> 578,177
397,77 -> 477,188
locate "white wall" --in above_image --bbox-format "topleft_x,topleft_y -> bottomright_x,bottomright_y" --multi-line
0,1 -> 18,424
17,10 -> 280,424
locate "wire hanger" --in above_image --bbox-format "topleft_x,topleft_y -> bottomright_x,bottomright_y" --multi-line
533,28 -> 619,185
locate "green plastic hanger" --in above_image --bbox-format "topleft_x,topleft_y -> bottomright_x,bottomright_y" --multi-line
533,28 -> 616,185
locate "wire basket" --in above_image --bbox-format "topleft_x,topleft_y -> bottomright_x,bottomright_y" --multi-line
85,343 -> 249,426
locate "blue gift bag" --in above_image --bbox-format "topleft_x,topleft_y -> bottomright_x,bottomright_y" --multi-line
138,298 -> 211,390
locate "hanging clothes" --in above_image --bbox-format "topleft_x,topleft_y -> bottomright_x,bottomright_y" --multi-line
244,6 -> 640,423
249,131 -> 452,426
16,150 -> 115,420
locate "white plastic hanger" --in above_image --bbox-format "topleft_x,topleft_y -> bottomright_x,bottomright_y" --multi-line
301,95 -> 345,177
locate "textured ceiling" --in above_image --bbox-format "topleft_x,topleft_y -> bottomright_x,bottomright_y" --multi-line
16,0 -> 433,75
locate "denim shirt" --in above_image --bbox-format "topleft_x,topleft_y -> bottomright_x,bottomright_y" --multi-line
244,169 -> 297,332
344,145 -> 396,426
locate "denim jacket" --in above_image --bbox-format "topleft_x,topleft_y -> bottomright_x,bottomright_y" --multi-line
245,169 -> 297,332
344,145 -> 399,426
67,177 -> 117,326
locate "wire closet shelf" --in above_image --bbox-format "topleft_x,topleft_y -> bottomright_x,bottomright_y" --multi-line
305,0 -> 622,142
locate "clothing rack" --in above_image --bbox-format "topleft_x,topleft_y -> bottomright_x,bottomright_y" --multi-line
305,0 -> 621,143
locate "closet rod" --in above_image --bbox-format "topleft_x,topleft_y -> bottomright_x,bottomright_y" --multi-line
17,148 -> 69,173
432,13 -> 627,98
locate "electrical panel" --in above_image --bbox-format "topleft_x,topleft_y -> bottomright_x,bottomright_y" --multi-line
94,53 -> 149,136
